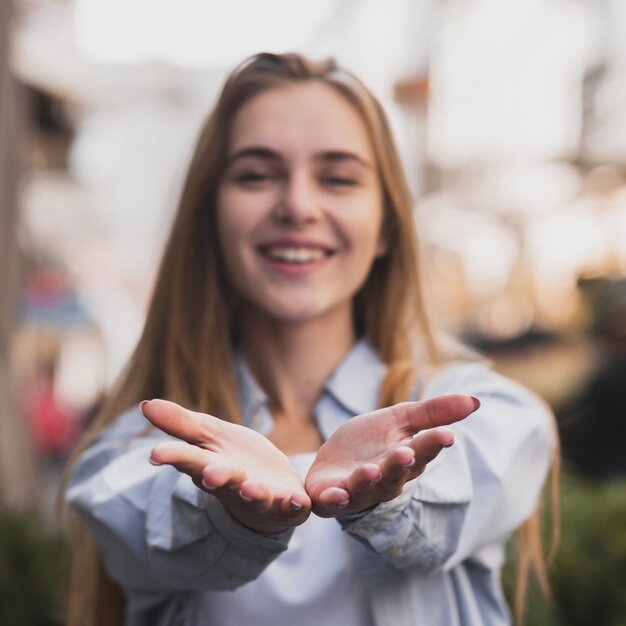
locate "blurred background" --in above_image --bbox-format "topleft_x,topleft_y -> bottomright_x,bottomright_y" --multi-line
1,0 -> 626,624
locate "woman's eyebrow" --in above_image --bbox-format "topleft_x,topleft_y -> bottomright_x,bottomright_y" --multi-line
226,147 -> 372,170
227,146 -> 281,165
315,151 -> 372,170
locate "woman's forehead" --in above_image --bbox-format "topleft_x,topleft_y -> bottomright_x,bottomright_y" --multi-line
228,82 -> 375,162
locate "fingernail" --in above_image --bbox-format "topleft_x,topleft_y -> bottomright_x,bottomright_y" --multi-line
290,500 -> 303,511
335,500 -> 349,509
442,440 -> 454,448
139,400 -> 150,415
470,396 -> 481,411
239,490 -> 254,502
401,459 -> 415,469
202,480 -> 217,491
148,458 -> 162,466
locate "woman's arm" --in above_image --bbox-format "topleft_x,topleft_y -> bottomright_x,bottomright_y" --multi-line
316,364 -> 555,572
65,407 -> 303,598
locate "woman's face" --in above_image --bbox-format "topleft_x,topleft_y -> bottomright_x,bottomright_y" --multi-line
217,81 -> 386,326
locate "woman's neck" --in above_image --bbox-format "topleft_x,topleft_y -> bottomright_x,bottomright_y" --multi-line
236,305 -> 356,421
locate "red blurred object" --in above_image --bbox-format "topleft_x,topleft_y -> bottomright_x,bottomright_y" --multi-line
23,377 -> 78,459
23,269 -> 73,308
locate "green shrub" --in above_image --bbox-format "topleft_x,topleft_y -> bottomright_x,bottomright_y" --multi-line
0,508 -> 67,626
552,475 -> 626,626
504,473 -> 626,626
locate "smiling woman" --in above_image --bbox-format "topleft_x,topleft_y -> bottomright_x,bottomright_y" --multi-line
62,53 -> 558,626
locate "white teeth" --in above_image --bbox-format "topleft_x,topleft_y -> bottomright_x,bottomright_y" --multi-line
265,247 -> 327,263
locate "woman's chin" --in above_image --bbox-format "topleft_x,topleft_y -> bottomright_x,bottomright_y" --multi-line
239,298 -> 350,328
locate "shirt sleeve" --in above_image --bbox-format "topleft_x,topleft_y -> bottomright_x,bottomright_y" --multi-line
337,363 -> 555,573
65,407 -> 293,601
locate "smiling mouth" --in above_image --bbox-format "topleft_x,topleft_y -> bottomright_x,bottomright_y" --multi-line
259,246 -> 334,264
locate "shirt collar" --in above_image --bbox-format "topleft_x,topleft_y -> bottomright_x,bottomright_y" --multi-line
235,338 -> 387,426
234,353 -> 269,429
323,338 -> 387,416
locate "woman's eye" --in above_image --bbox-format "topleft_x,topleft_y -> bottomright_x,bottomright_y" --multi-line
233,171 -> 276,185
324,176 -> 358,187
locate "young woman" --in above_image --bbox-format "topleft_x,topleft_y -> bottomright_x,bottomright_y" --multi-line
64,53 -> 557,626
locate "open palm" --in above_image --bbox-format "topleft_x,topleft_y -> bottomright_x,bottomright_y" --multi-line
141,399 -> 311,534
305,394 -> 480,517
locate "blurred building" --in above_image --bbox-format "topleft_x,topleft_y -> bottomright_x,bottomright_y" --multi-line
4,0 -> 626,508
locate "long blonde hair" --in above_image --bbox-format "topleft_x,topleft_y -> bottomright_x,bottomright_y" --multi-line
61,52 -> 558,626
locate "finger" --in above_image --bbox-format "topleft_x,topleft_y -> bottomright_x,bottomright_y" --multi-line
278,491 -> 312,516
201,458 -> 246,491
237,481 -> 273,513
377,431 -> 455,493
346,463 -> 382,497
390,394 -> 480,435
235,483 -> 311,521
237,485 -> 311,518
140,399 -> 218,445
407,428 -> 454,470
377,446 -> 417,491
150,440 -> 211,477
314,487 -> 350,517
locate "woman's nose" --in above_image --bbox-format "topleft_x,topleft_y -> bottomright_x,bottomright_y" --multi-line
272,171 -> 321,225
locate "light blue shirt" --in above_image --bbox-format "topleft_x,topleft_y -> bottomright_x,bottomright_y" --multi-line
66,339 -> 554,626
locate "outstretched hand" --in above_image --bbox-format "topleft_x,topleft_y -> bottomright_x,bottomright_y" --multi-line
140,400 -> 312,534
140,394 -> 479,531
304,394 -> 480,517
